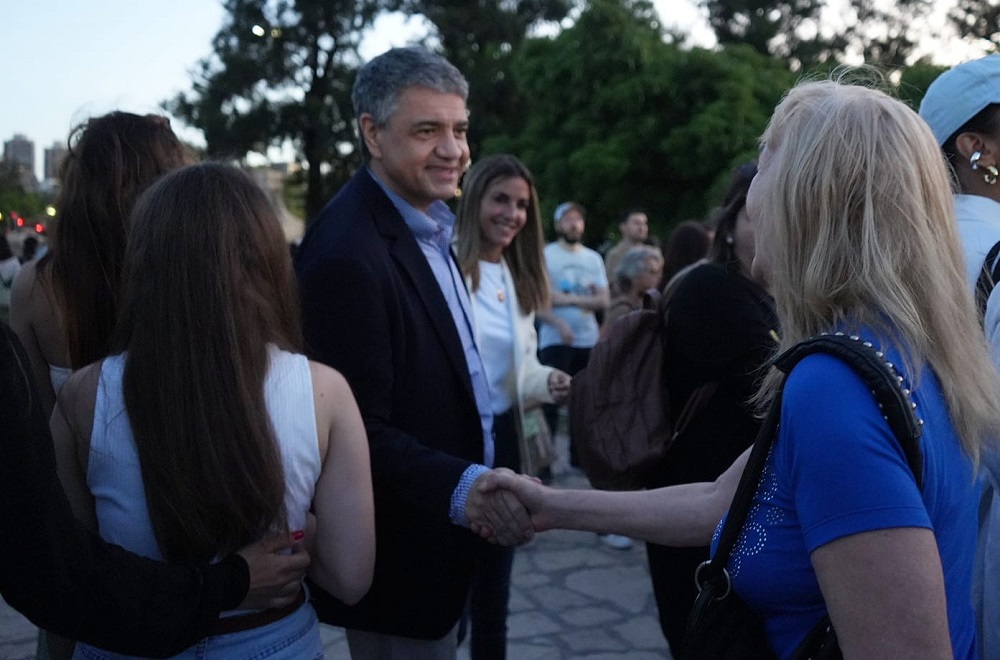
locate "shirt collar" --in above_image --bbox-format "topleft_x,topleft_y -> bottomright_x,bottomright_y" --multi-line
955,193 -> 1000,219
368,166 -> 455,249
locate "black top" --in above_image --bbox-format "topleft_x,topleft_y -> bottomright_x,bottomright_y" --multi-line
649,262 -> 778,488
0,322 -> 248,657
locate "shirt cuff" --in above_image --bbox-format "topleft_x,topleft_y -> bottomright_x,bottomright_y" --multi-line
450,464 -> 490,528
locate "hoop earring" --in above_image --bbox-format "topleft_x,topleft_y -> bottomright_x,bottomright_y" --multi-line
971,151 -> 999,185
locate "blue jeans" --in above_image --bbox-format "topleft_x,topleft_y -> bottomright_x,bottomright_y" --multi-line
73,599 -> 323,660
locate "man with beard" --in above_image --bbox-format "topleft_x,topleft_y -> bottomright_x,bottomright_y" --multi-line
535,203 -> 613,505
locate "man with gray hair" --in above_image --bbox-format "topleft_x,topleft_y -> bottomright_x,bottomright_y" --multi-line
295,47 -> 531,658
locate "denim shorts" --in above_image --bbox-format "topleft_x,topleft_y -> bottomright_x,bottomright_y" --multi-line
74,600 -> 324,660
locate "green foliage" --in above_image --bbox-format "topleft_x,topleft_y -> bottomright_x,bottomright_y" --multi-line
848,0 -> 935,67
167,0 -> 977,234
166,0 -> 390,219
896,61 -> 950,110
398,0 -> 573,157
703,0 -> 827,63
700,0 -> 936,68
951,0 -> 1000,49
489,0 -> 794,244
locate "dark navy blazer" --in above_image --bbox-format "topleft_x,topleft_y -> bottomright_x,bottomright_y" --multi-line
295,167 -> 486,639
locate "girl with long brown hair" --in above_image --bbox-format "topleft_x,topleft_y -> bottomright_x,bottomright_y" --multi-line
52,163 -> 374,658
10,112 -> 187,416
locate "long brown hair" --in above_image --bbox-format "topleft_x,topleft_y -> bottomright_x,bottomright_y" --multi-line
114,163 -> 302,562
455,154 -> 551,313
49,112 -> 188,369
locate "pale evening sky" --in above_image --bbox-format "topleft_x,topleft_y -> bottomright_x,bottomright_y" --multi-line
2,1 -> 714,181
1,1 -> 978,182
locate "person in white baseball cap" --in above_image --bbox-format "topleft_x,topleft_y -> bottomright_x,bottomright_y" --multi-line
919,56 -> 1000,312
920,54 -> 1000,660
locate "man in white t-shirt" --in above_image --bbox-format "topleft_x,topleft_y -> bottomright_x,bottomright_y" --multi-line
537,202 -> 609,461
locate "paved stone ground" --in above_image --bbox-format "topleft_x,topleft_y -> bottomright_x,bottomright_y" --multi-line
0,418 -> 673,659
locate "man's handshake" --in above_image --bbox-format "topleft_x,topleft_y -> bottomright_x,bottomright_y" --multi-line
465,468 -> 549,546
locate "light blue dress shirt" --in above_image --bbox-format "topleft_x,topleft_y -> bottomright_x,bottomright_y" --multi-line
370,170 -> 493,526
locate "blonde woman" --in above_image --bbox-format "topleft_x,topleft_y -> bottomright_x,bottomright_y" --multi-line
454,154 -> 570,659
477,80 -> 1000,658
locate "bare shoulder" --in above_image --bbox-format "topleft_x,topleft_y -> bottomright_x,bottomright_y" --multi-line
308,360 -> 353,403
54,360 -> 103,458
62,361 -> 101,395
11,260 -> 47,309
308,360 -> 363,461
10,261 -> 66,364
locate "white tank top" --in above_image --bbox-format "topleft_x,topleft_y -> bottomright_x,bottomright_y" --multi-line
87,346 -> 321,564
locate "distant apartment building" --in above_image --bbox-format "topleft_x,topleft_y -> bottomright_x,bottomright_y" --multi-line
44,141 -> 67,181
3,133 -> 38,192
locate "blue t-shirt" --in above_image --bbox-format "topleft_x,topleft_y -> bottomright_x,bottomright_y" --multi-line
718,338 -> 981,658
538,242 -> 608,350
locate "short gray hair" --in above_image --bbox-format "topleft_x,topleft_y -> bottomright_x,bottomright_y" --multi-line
616,245 -> 663,292
352,47 -> 469,161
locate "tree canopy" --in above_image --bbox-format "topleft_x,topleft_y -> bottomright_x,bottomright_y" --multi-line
399,0 -> 573,157
700,0 -> 938,68
166,0 -> 389,218
486,0 -> 794,242
951,0 -> 1000,49
166,0 -> 996,232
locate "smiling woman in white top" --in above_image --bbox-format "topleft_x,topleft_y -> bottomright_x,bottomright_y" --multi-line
454,154 -> 571,660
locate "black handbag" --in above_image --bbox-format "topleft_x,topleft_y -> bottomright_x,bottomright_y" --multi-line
679,333 -> 924,660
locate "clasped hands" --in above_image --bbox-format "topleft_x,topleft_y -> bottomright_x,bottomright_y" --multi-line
466,468 -> 550,545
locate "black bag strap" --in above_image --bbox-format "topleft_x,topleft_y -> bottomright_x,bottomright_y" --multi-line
976,239 -> 1000,321
698,333 -> 924,589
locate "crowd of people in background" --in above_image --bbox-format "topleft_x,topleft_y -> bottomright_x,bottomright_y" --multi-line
5,44 -> 1000,660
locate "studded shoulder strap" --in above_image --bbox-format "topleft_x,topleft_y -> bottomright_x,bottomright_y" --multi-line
701,332 -> 924,587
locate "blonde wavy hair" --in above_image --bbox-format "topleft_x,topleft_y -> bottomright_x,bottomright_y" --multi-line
755,78 -> 1000,462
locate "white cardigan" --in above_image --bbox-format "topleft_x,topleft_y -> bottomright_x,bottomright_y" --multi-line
466,258 -> 555,421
